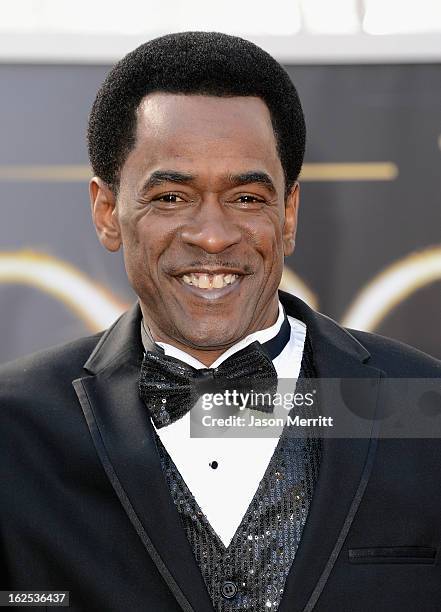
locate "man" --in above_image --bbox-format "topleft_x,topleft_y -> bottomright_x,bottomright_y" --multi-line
1,31 -> 440,612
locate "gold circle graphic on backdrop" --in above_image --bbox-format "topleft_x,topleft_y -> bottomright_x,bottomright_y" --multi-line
2,248 -> 439,335
342,245 -> 441,332
0,251 -> 127,331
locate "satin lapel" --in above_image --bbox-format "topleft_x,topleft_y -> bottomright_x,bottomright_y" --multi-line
278,291 -> 385,612
73,303 -> 213,612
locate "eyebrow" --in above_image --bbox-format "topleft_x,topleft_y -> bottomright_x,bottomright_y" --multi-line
139,169 -> 277,195
228,171 -> 276,195
139,170 -> 194,193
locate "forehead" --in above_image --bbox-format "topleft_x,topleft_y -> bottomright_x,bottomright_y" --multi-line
129,93 -> 281,176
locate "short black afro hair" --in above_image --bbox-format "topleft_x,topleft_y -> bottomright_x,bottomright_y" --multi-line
87,31 -> 306,196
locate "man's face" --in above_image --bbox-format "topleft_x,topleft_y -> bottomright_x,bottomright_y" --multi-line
91,93 -> 299,360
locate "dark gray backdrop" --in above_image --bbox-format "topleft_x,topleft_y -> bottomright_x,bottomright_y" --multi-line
0,63 -> 439,363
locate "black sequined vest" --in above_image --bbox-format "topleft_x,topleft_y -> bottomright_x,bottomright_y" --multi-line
154,334 -> 322,612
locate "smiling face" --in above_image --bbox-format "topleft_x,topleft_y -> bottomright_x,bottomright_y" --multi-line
90,93 -> 299,365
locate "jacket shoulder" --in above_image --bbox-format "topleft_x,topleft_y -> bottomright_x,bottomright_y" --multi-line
348,328 -> 441,377
0,333 -> 104,399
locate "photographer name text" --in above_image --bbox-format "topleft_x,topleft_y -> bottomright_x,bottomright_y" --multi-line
201,414 -> 334,428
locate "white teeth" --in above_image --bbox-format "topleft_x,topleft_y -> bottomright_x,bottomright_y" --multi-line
198,274 -> 210,289
181,273 -> 239,289
212,274 -> 224,288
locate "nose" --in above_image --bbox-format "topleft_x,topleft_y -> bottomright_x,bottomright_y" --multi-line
180,199 -> 242,253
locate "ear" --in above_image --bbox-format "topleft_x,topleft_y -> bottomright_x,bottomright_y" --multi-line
282,181 -> 300,256
89,177 -> 121,252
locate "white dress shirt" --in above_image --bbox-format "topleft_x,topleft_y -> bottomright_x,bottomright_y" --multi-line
143,301 -> 306,546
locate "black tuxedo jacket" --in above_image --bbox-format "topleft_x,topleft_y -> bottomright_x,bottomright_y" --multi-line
1,291 -> 441,612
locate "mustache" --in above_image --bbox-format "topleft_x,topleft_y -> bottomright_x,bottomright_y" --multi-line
166,259 -> 253,275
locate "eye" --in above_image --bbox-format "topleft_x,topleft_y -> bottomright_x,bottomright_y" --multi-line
238,195 -> 264,203
152,192 -> 185,203
231,194 -> 267,208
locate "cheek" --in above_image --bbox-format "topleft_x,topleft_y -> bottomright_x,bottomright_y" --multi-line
118,215 -> 150,282
125,215 -> 178,276
243,215 -> 284,263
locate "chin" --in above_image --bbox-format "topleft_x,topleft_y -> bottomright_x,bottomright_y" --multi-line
178,321 -> 244,349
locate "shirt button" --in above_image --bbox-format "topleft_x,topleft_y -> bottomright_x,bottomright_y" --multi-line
221,581 -> 237,599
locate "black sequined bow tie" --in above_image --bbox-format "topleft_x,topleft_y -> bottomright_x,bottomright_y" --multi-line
139,341 -> 279,429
